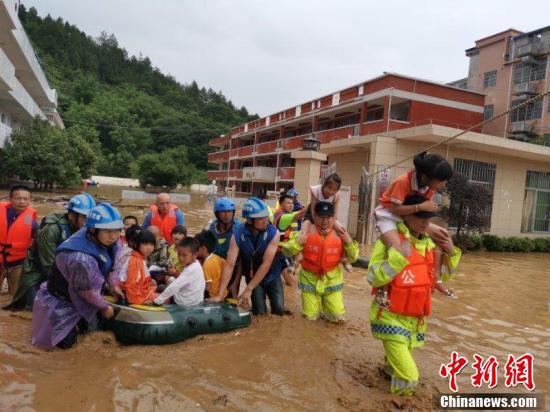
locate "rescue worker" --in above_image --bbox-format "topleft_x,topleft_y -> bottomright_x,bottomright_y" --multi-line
207,197 -> 242,259
287,188 -> 304,212
273,194 -> 306,286
0,185 -> 38,297
210,197 -> 284,315
283,201 -> 359,321
143,193 -> 185,245
207,197 -> 242,297
5,193 -> 96,311
367,195 -> 461,396
32,203 -> 123,350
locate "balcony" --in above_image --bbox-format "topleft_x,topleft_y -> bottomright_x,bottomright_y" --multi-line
514,82 -> 537,97
282,135 -> 304,151
228,169 -> 243,179
207,150 -> 229,163
317,125 -> 358,144
515,42 -> 545,58
0,122 -> 12,148
206,170 -> 229,181
0,48 -> 16,91
209,135 -> 230,147
0,2 -> 57,108
9,76 -> 46,121
242,166 -> 276,182
277,167 -> 295,181
510,121 -> 537,141
0,0 -> 19,31
256,140 -> 278,154
238,145 -> 254,157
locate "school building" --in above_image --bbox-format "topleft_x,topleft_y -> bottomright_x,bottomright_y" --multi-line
207,32 -> 550,243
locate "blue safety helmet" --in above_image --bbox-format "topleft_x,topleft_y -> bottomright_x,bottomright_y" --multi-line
67,192 -> 96,216
85,202 -> 124,230
242,197 -> 270,219
287,188 -> 299,197
214,197 -> 236,213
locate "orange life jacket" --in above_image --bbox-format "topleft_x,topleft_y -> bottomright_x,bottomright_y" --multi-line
0,202 -> 37,265
150,204 -> 178,245
377,234 -> 435,318
301,226 -> 343,277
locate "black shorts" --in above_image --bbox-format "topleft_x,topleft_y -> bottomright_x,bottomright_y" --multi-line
303,204 -> 313,222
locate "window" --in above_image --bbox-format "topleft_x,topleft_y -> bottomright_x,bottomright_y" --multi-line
510,100 -> 543,122
366,107 -> 384,122
483,105 -> 494,120
522,171 -> 550,232
450,159 -> 496,230
483,70 -> 497,88
513,61 -> 547,84
513,63 -> 530,84
530,60 -> 547,81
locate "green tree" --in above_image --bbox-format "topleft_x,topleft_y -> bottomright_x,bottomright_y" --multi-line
136,146 -> 196,189
444,173 -> 493,238
16,5 -> 259,179
4,119 -> 98,188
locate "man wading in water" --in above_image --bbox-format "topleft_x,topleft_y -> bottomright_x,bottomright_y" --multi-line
5,193 -> 96,311
210,197 -> 284,315
206,197 -> 243,297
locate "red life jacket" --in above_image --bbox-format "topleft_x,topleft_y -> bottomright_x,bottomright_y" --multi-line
150,204 -> 179,245
301,226 -> 343,277
0,202 -> 37,265
376,234 -> 435,317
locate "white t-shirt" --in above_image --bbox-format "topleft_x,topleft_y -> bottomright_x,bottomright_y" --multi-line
154,260 -> 205,306
310,184 -> 339,203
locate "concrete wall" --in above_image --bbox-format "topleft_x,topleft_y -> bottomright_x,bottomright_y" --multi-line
327,149 -> 369,235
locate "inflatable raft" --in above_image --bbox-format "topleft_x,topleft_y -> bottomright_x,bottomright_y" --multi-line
103,297 -> 252,345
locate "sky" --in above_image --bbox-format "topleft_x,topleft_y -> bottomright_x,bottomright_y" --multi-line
23,0 -> 550,116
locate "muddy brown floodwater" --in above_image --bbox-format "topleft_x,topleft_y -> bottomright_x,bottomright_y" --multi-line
0,186 -> 548,411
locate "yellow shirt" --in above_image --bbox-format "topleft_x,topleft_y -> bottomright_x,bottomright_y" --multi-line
167,244 -> 184,273
202,253 -> 226,298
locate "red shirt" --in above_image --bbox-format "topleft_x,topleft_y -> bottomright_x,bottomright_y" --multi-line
379,170 -> 434,209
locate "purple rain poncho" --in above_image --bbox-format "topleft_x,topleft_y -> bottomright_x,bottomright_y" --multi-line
32,251 -> 116,350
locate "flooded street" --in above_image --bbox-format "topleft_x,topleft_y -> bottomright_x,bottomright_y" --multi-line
0,186 -> 548,411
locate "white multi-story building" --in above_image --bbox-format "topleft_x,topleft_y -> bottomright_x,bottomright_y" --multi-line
0,0 -> 63,148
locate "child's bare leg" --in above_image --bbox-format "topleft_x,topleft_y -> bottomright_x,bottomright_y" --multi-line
380,230 -> 407,255
300,219 -> 312,236
433,246 -> 456,297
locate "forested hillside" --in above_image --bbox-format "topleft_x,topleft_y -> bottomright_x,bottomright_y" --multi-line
17,5 -> 256,179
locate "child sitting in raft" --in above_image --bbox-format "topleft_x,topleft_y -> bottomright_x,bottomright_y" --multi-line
374,152 -> 456,307
195,230 -> 226,299
167,225 -> 187,277
154,237 -> 205,306
367,195 -> 461,396
120,229 -> 159,305
294,173 -> 353,273
121,215 -> 139,245
147,225 -> 169,283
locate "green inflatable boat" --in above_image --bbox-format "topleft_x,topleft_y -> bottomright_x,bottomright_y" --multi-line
103,297 -> 252,345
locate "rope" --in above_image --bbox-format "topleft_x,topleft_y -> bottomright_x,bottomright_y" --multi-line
363,89 -> 550,181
